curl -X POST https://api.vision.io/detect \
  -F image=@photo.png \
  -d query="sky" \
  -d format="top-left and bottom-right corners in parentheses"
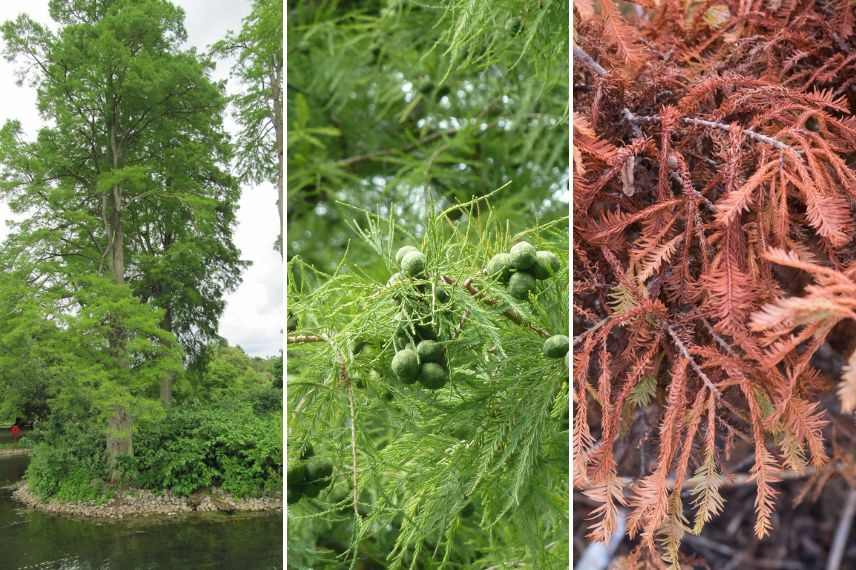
top-left (0, 0), bottom-right (283, 357)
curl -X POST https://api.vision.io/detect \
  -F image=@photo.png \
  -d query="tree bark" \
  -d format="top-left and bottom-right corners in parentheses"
top-left (159, 305), bottom-right (174, 407)
top-left (106, 405), bottom-right (132, 474)
top-left (106, 120), bottom-right (132, 481)
top-left (160, 375), bottom-right (174, 407)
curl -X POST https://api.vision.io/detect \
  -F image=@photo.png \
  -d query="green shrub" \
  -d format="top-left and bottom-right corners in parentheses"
top-left (128, 404), bottom-right (282, 497)
top-left (25, 414), bottom-right (109, 502)
top-left (24, 401), bottom-right (282, 502)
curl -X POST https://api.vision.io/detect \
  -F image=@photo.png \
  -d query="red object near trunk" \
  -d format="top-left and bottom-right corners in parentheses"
top-left (10, 425), bottom-right (22, 440)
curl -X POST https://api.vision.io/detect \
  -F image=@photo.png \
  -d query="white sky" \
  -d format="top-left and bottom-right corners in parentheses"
top-left (0, 0), bottom-right (283, 357)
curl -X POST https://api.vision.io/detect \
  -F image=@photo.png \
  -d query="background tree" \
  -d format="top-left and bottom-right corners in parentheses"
top-left (214, 0), bottom-right (283, 252)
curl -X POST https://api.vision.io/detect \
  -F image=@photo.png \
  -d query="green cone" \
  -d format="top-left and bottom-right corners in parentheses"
top-left (392, 349), bottom-right (419, 383)
top-left (509, 241), bottom-right (536, 270)
top-left (543, 335), bottom-right (570, 358)
top-left (508, 271), bottom-right (536, 299)
top-left (419, 362), bottom-right (448, 389)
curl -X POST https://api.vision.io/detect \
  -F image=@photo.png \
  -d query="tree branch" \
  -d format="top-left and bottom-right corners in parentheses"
top-left (623, 110), bottom-right (798, 153)
top-left (827, 488), bottom-right (856, 570)
top-left (574, 46), bottom-right (799, 155)
top-left (442, 275), bottom-right (551, 338)
top-left (574, 45), bottom-right (608, 77)
top-left (287, 334), bottom-right (325, 344)
top-left (666, 324), bottom-right (723, 399)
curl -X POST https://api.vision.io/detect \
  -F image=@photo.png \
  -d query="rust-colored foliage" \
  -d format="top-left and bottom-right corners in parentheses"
top-left (573, 0), bottom-right (856, 565)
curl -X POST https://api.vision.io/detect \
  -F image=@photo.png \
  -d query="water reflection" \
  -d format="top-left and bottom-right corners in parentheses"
top-left (0, 456), bottom-right (282, 570)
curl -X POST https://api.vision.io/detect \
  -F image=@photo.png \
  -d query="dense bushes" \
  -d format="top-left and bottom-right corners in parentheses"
top-left (26, 415), bottom-right (111, 503)
top-left (127, 405), bottom-right (282, 498)
top-left (25, 402), bottom-right (282, 502)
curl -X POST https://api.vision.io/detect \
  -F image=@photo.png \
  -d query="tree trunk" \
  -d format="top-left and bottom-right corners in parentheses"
top-left (272, 60), bottom-right (284, 256)
top-left (160, 375), bottom-right (174, 407)
top-left (106, 405), bottom-right (132, 473)
top-left (159, 305), bottom-right (174, 407)
top-left (106, 123), bottom-right (132, 481)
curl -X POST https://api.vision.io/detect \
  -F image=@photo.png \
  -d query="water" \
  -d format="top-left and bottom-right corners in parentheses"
top-left (0, 451), bottom-right (283, 569)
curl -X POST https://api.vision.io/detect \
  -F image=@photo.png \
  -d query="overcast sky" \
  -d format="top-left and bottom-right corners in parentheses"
top-left (0, 0), bottom-right (283, 357)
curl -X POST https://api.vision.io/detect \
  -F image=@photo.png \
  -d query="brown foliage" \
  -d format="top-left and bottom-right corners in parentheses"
top-left (573, 0), bottom-right (856, 565)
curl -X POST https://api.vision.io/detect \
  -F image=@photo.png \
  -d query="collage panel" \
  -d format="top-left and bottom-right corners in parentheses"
top-left (286, 1), bottom-right (570, 568)
top-left (573, 2), bottom-right (856, 569)
top-left (0, 1), bottom-right (283, 568)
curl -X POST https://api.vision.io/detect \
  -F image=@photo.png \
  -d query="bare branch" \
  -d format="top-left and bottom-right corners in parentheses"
top-left (574, 45), bottom-right (608, 77)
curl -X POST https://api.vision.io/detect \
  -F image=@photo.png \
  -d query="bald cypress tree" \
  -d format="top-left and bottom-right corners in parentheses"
top-left (0, 0), bottom-right (244, 474)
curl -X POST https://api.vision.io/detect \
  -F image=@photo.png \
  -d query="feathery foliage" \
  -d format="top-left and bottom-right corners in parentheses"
top-left (288, 202), bottom-right (568, 569)
top-left (287, 0), bottom-right (569, 273)
top-left (573, 1), bottom-right (856, 565)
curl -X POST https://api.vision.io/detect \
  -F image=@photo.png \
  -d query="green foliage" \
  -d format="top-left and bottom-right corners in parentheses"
top-left (287, 0), bottom-right (569, 274)
top-left (26, 413), bottom-right (111, 503)
top-left (123, 404), bottom-right (282, 498)
top-left (19, 340), bottom-right (282, 501)
top-left (192, 344), bottom-right (268, 398)
top-left (287, 1), bottom-right (569, 564)
top-left (213, 0), bottom-right (283, 186)
top-left (288, 204), bottom-right (569, 569)
top-left (0, 0), bottom-right (281, 513)
top-left (0, 267), bottom-right (183, 428)
top-left (0, 0), bottom-right (246, 368)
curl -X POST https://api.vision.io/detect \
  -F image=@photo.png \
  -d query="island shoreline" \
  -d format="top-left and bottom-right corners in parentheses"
top-left (11, 481), bottom-right (283, 520)
top-left (0, 448), bottom-right (30, 458)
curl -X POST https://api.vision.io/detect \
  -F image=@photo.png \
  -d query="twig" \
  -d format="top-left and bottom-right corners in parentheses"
top-left (345, 370), bottom-right (361, 520)
top-left (576, 45), bottom-right (798, 156)
top-left (623, 110), bottom-right (798, 153)
top-left (574, 316), bottom-right (609, 347)
top-left (574, 45), bottom-right (608, 77)
top-left (334, 351), bottom-right (362, 569)
top-left (577, 464), bottom-right (829, 496)
top-left (702, 318), bottom-right (741, 358)
top-left (826, 488), bottom-right (856, 570)
top-left (442, 275), bottom-right (551, 338)
top-left (666, 324), bottom-right (722, 399)
top-left (287, 334), bottom-right (326, 344)
top-left (682, 116), bottom-right (793, 151)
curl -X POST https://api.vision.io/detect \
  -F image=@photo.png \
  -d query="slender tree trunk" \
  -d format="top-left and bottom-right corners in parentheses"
top-left (272, 60), bottom-right (283, 256)
top-left (160, 375), bottom-right (174, 407)
top-left (159, 306), bottom-right (174, 407)
top-left (106, 121), bottom-right (132, 481)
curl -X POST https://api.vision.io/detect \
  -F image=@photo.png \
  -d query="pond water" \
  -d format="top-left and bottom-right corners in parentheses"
top-left (0, 450), bottom-right (283, 569)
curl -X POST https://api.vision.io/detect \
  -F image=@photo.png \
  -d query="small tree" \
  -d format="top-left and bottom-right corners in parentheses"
top-left (287, 201), bottom-right (569, 568)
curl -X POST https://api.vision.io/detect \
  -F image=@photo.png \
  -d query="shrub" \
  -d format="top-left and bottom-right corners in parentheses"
top-left (25, 415), bottom-right (110, 502)
top-left (128, 404), bottom-right (282, 497)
